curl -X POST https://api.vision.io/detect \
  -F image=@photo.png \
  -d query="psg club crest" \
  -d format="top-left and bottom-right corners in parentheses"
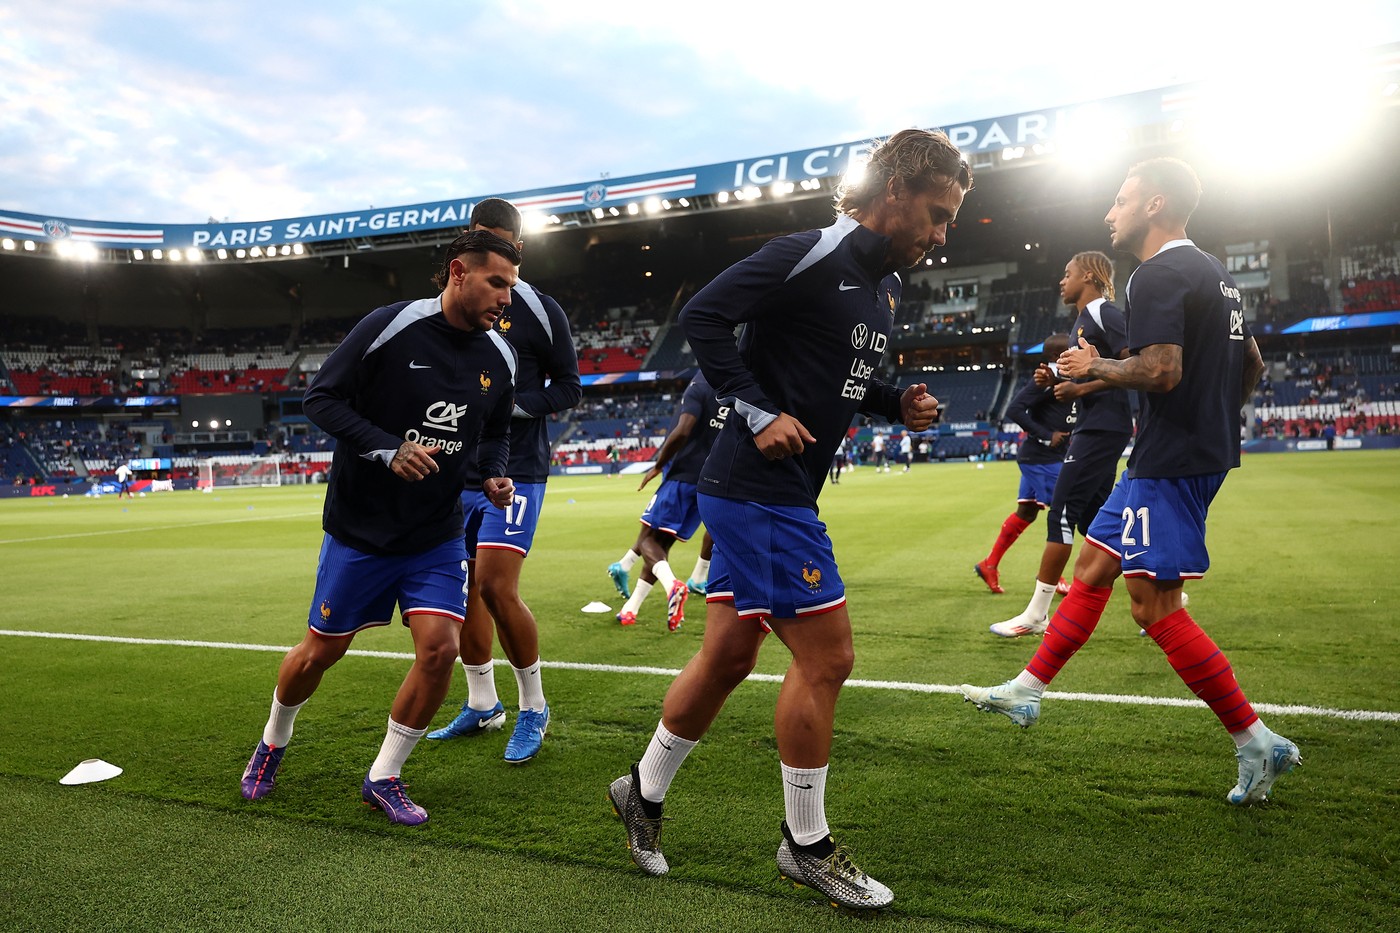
top-left (43, 219), bottom-right (71, 239)
top-left (583, 183), bottom-right (607, 208)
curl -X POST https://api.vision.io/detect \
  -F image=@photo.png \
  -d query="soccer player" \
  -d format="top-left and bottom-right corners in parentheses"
top-left (972, 333), bottom-right (1073, 594)
top-left (114, 462), bottom-right (133, 499)
top-left (871, 430), bottom-right (889, 472)
top-left (898, 429), bottom-right (913, 472)
top-left (960, 158), bottom-right (1300, 805)
top-left (608, 128), bottom-right (968, 909)
top-left (239, 230), bottom-right (521, 825)
top-left (985, 252), bottom-right (1134, 633)
top-left (428, 199), bottom-right (581, 763)
top-left (608, 370), bottom-right (729, 630)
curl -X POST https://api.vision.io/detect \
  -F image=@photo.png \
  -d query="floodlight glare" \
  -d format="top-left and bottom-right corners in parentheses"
top-left (132, 249), bottom-right (144, 260)
top-left (235, 248), bottom-right (247, 258)
top-left (292, 243), bottom-right (304, 255)
top-left (216, 248), bottom-right (228, 259)
top-left (677, 198), bottom-right (690, 207)
top-left (209, 420), bottom-right (219, 429)
top-left (716, 191), bottom-right (729, 204)
top-left (644, 197), bottom-right (661, 214)
top-left (521, 211), bottom-right (548, 234)
top-left (592, 208), bottom-right (605, 219)
top-left (1, 238), bottom-right (13, 250)
top-left (249, 246), bottom-right (263, 257)
top-left (626, 202), bottom-right (640, 215)
top-left (23, 240), bottom-right (35, 251)
top-left (168, 249), bottom-right (183, 261)
top-left (151, 248), bottom-right (163, 259)
top-left (187, 249), bottom-right (202, 262)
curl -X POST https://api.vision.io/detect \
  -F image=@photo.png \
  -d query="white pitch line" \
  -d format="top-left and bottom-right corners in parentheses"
top-left (4, 628), bottom-right (1398, 723)
top-left (0, 511), bottom-right (323, 545)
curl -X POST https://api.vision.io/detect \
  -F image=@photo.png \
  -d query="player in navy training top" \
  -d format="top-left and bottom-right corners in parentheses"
top-left (429, 200), bottom-right (582, 765)
top-left (240, 231), bottom-right (521, 825)
top-left (986, 251), bottom-right (1134, 635)
top-left (961, 158), bottom-right (1300, 806)
top-left (609, 129), bottom-right (969, 908)
top-left (972, 333), bottom-right (1073, 593)
top-left (607, 370), bottom-right (729, 630)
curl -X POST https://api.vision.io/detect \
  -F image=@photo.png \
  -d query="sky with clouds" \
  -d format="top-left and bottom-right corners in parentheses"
top-left (3, 0), bottom-right (1398, 225)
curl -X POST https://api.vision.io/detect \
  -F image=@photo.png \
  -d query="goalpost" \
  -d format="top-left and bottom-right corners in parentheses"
top-left (196, 455), bottom-right (299, 489)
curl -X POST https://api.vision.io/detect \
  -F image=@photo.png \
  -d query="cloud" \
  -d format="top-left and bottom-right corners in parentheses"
top-left (2, 0), bottom-right (1398, 223)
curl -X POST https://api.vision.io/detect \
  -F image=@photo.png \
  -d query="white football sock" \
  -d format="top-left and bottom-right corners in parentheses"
top-left (261, 689), bottom-right (306, 748)
top-left (463, 658), bottom-right (499, 710)
top-left (1014, 670), bottom-right (1049, 692)
top-left (781, 762), bottom-right (830, 845)
top-left (637, 721), bottom-right (697, 803)
top-left (619, 549), bottom-right (640, 573)
top-left (1027, 579), bottom-right (1057, 620)
top-left (690, 556), bottom-right (710, 584)
top-left (512, 659), bottom-right (546, 712)
top-left (653, 559), bottom-right (678, 591)
top-left (368, 718), bottom-right (427, 781)
top-left (622, 579), bottom-right (653, 616)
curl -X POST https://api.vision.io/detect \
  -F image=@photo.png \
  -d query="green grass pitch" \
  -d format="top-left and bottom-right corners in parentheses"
top-left (2, 450), bottom-right (1397, 932)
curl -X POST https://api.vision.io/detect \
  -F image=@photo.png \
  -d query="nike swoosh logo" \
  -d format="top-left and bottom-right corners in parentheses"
top-left (785, 781), bottom-right (814, 789)
top-left (1124, 550), bottom-right (1147, 560)
top-left (658, 741), bottom-right (674, 751)
top-left (837, 281), bottom-right (860, 291)
top-left (503, 529), bottom-right (525, 536)
top-left (409, 361), bottom-right (431, 369)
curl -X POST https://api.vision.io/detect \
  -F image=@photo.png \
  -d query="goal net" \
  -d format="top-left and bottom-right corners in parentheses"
top-left (196, 455), bottom-right (298, 489)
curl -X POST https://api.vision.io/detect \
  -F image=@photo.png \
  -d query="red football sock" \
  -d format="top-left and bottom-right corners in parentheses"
top-left (1145, 608), bottom-right (1258, 733)
top-left (986, 513), bottom-right (1032, 566)
top-left (1024, 579), bottom-right (1113, 685)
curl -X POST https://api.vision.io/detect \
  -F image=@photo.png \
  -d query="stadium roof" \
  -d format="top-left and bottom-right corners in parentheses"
top-left (6, 43), bottom-right (1398, 264)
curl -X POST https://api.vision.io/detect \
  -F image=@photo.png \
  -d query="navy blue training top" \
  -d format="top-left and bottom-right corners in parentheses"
top-left (305, 297), bottom-right (516, 555)
top-left (663, 371), bottom-right (730, 485)
top-left (682, 214), bottom-right (907, 512)
top-left (1069, 298), bottom-right (1134, 436)
top-left (464, 279), bottom-right (580, 485)
top-left (1123, 240), bottom-right (1252, 478)
top-left (1006, 378), bottom-right (1073, 466)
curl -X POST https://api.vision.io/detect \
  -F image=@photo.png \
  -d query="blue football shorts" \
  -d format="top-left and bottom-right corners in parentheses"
top-left (307, 534), bottom-right (468, 636)
top-left (639, 479), bottom-right (703, 542)
top-left (462, 481), bottom-right (547, 558)
top-left (1017, 462), bottom-right (1062, 508)
top-left (1085, 470), bottom-right (1228, 580)
top-left (699, 493), bottom-right (846, 623)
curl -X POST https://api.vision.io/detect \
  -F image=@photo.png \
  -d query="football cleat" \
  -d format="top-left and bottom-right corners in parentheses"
top-left (362, 774), bottom-right (428, 826)
top-left (973, 560), bottom-right (1004, 594)
top-left (426, 700), bottom-right (506, 740)
top-left (608, 562), bottom-right (631, 599)
top-left (504, 705), bottom-right (550, 764)
top-left (1055, 577), bottom-right (1071, 596)
top-left (989, 611), bottom-right (1048, 638)
top-left (240, 741), bottom-right (285, 800)
top-left (608, 764), bottom-right (669, 876)
top-left (776, 822), bottom-right (893, 910)
top-left (1228, 728), bottom-right (1301, 805)
top-left (959, 679), bottom-right (1042, 728)
top-left (686, 577), bottom-right (708, 596)
top-left (617, 610), bottom-right (637, 626)
top-left (666, 579), bottom-right (688, 632)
